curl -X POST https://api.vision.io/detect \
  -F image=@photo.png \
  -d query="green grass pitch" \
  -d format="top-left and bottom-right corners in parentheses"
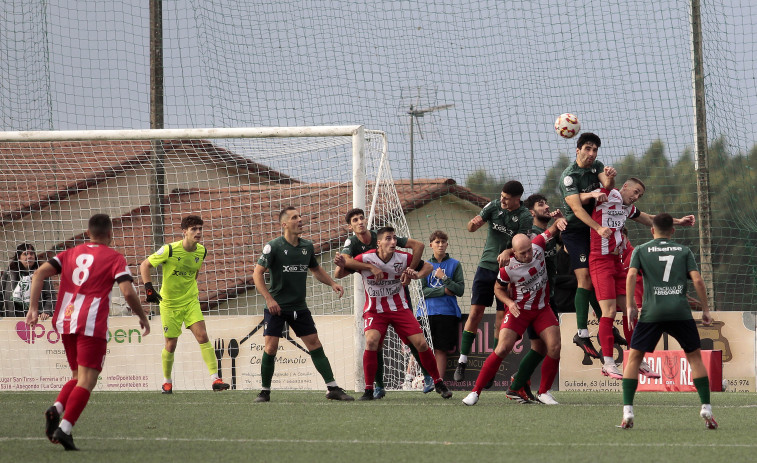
top-left (1, 390), bottom-right (755, 462)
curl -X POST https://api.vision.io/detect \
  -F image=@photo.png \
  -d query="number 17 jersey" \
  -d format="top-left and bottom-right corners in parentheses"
top-left (50, 243), bottom-right (134, 339)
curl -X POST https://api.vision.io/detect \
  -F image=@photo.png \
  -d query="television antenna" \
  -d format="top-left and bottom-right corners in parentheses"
top-left (408, 102), bottom-right (453, 190)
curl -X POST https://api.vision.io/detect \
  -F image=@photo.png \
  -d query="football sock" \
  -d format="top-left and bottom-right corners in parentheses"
top-left (417, 348), bottom-right (441, 381)
top-left (199, 341), bottom-right (217, 375)
top-left (363, 349), bottom-right (378, 389)
top-left (575, 288), bottom-right (591, 331)
top-left (622, 378), bottom-right (638, 405)
top-left (693, 376), bottom-right (711, 404)
top-left (459, 330), bottom-right (476, 357)
top-left (407, 343), bottom-right (429, 376)
top-left (60, 419), bottom-right (73, 434)
top-left (309, 347), bottom-right (336, 384)
top-left (538, 355), bottom-right (559, 394)
top-left (62, 386), bottom-right (91, 427)
top-left (55, 379), bottom-right (77, 414)
top-left (588, 291), bottom-right (602, 320)
top-left (511, 350), bottom-right (545, 390)
top-left (474, 352), bottom-right (503, 394)
top-left (261, 352), bottom-right (275, 389)
top-left (458, 354), bottom-right (468, 364)
top-left (374, 349), bottom-right (385, 388)
top-left (622, 315), bottom-right (634, 346)
top-left (599, 317), bottom-right (615, 361)
top-left (161, 349), bottom-right (174, 380)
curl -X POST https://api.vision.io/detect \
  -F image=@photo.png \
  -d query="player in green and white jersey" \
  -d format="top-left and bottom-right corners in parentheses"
top-left (619, 213), bottom-right (717, 430)
top-left (139, 215), bottom-right (230, 393)
top-left (252, 207), bottom-right (354, 402)
top-left (558, 132), bottom-right (616, 358)
top-left (333, 207), bottom-right (431, 397)
top-left (454, 180), bottom-right (533, 382)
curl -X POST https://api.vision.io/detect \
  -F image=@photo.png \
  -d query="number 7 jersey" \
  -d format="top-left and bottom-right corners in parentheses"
top-left (50, 243), bottom-right (134, 339)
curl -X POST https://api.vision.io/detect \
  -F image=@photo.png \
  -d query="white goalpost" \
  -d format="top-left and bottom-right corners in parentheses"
top-left (0, 125), bottom-right (429, 392)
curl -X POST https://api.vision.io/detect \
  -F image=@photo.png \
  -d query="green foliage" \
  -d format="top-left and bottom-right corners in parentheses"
top-left (1, 391), bottom-right (754, 462)
top-left (537, 138), bottom-right (757, 310)
top-left (464, 169), bottom-right (507, 201)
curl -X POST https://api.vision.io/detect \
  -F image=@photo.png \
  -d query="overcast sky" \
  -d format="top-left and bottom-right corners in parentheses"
top-left (2, 0), bottom-right (756, 193)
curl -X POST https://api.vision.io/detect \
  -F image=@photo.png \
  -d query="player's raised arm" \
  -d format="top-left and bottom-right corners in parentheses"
top-left (467, 214), bottom-right (485, 232)
top-left (25, 262), bottom-right (58, 327)
top-left (403, 237), bottom-right (425, 272)
top-left (565, 193), bottom-right (611, 238)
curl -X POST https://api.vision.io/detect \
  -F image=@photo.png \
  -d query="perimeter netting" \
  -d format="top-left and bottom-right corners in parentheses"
top-left (0, 127), bottom-right (428, 391)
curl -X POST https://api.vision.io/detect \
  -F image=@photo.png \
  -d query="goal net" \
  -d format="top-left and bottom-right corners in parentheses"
top-left (0, 126), bottom-right (429, 392)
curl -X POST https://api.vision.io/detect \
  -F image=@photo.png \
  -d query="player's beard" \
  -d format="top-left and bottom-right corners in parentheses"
top-left (536, 213), bottom-right (551, 222)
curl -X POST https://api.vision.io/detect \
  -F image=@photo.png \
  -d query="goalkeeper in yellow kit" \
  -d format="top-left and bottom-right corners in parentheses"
top-left (139, 215), bottom-right (229, 393)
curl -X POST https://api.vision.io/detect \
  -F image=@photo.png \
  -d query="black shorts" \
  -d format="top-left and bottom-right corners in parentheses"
top-left (470, 266), bottom-right (505, 311)
top-left (427, 315), bottom-right (460, 352)
top-left (560, 227), bottom-right (590, 271)
top-left (630, 319), bottom-right (701, 353)
top-left (263, 309), bottom-right (318, 338)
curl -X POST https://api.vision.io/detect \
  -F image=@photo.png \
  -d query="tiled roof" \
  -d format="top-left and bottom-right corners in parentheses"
top-left (40, 179), bottom-right (488, 310)
top-left (0, 139), bottom-right (295, 225)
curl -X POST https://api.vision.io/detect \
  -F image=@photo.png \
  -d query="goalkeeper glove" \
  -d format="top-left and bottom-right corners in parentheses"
top-left (144, 282), bottom-right (162, 303)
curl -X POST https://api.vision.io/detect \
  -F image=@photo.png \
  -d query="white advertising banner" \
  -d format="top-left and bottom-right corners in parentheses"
top-left (0, 315), bottom-right (356, 392)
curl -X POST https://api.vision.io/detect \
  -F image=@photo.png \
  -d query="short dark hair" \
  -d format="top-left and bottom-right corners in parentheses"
top-left (653, 213), bottom-right (674, 232)
top-left (524, 193), bottom-right (547, 211)
top-left (429, 230), bottom-right (448, 242)
top-left (278, 207), bottom-right (296, 223)
top-left (88, 213), bottom-right (113, 239)
top-left (501, 180), bottom-right (524, 197)
top-left (625, 177), bottom-right (646, 191)
top-left (577, 132), bottom-right (601, 149)
top-left (345, 208), bottom-right (365, 224)
top-left (376, 226), bottom-right (395, 240)
top-left (181, 215), bottom-right (204, 230)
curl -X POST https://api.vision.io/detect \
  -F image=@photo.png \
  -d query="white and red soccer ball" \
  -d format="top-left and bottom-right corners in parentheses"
top-left (554, 113), bottom-right (581, 139)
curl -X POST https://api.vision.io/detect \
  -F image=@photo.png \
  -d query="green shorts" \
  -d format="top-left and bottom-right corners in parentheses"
top-left (160, 299), bottom-right (204, 338)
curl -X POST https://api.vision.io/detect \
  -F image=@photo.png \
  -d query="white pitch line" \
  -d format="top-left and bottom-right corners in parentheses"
top-left (1, 436), bottom-right (756, 448)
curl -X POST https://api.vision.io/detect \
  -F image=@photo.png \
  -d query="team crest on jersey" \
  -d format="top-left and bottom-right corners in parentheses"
top-left (497, 210), bottom-right (503, 216)
top-left (263, 244), bottom-right (271, 254)
top-left (177, 257), bottom-right (181, 261)
top-left (195, 257), bottom-right (199, 263)
top-left (579, 253), bottom-right (587, 263)
top-left (591, 168), bottom-right (597, 174)
top-left (512, 216), bottom-right (519, 222)
top-left (64, 303), bottom-right (74, 317)
top-left (302, 249), bottom-right (307, 255)
top-left (563, 176), bottom-right (574, 187)
top-left (393, 262), bottom-right (404, 273)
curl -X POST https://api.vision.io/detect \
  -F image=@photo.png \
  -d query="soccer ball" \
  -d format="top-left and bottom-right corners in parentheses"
top-left (554, 113), bottom-right (581, 139)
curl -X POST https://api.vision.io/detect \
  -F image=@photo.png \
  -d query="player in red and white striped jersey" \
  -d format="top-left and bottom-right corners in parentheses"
top-left (25, 214), bottom-right (150, 450)
top-left (588, 178), bottom-right (694, 379)
top-left (347, 226), bottom-right (453, 400)
top-left (462, 215), bottom-right (565, 406)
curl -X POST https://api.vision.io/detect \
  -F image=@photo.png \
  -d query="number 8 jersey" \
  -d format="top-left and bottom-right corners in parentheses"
top-left (50, 243), bottom-right (134, 339)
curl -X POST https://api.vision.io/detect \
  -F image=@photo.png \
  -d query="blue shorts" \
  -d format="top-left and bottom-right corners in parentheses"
top-left (560, 227), bottom-right (590, 271)
top-left (263, 309), bottom-right (318, 338)
top-left (470, 266), bottom-right (505, 311)
top-left (630, 319), bottom-right (701, 353)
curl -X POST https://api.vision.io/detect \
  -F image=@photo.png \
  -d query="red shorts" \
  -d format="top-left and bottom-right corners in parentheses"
top-left (501, 306), bottom-right (558, 336)
top-left (364, 309), bottom-right (423, 340)
top-left (61, 333), bottom-right (108, 372)
top-left (589, 253), bottom-right (626, 301)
